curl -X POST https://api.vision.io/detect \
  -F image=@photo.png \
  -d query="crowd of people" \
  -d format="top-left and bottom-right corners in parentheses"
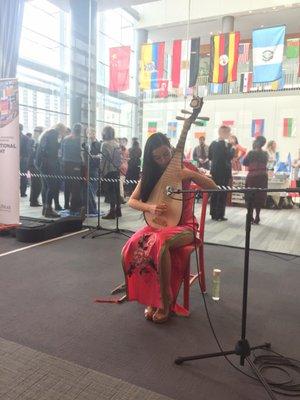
top-left (19, 123), bottom-right (142, 219)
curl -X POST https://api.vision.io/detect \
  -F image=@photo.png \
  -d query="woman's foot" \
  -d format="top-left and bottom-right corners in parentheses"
top-left (144, 306), bottom-right (157, 321)
top-left (152, 307), bottom-right (170, 324)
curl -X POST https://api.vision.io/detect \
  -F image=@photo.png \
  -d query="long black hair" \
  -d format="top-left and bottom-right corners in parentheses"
top-left (140, 132), bottom-right (171, 202)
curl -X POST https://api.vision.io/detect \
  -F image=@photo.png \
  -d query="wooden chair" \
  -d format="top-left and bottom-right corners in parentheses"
top-left (173, 190), bottom-right (208, 316)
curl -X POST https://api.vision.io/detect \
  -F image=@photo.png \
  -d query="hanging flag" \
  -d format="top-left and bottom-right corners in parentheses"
top-left (252, 25), bottom-right (285, 83)
top-left (209, 31), bottom-right (240, 83)
top-left (251, 119), bottom-right (265, 138)
top-left (270, 75), bottom-right (285, 90)
top-left (189, 37), bottom-right (200, 87)
top-left (158, 79), bottom-right (168, 98)
top-left (238, 43), bottom-right (250, 64)
top-left (285, 38), bottom-right (300, 59)
top-left (171, 40), bottom-right (182, 88)
top-left (109, 46), bottom-right (131, 92)
top-left (210, 83), bottom-right (223, 94)
top-left (240, 72), bottom-right (253, 92)
top-left (171, 39), bottom-right (191, 89)
top-left (167, 121), bottom-right (177, 139)
top-left (283, 118), bottom-right (294, 137)
top-left (147, 121), bottom-right (157, 136)
top-left (140, 42), bottom-right (165, 90)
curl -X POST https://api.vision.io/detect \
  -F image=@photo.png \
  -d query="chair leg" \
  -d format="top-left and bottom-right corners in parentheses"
top-left (199, 247), bottom-right (206, 293)
top-left (183, 265), bottom-right (190, 311)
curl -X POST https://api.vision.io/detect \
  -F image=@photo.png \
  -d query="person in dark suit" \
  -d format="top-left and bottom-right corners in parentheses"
top-left (208, 125), bottom-right (235, 221)
top-left (19, 124), bottom-right (31, 197)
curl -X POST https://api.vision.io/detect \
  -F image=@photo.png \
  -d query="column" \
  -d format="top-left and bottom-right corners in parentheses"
top-left (134, 29), bottom-right (148, 143)
top-left (70, 0), bottom-right (97, 129)
top-left (222, 16), bottom-right (234, 33)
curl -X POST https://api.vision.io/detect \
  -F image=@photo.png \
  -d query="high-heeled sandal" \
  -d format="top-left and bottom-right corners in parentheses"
top-left (152, 307), bottom-right (170, 324)
top-left (144, 306), bottom-right (157, 321)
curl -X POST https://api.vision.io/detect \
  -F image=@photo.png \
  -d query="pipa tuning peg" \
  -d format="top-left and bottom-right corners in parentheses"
top-left (176, 116), bottom-right (186, 121)
top-left (181, 109), bottom-right (192, 115)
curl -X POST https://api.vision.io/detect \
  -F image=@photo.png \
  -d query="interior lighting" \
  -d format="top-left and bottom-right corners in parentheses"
top-left (248, 10), bottom-right (252, 13)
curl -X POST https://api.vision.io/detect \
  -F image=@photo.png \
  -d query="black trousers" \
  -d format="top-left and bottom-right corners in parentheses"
top-left (20, 158), bottom-right (28, 196)
top-left (40, 164), bottom-right (60, 208)
top-left (29, 166), bottom-right (42, 204)
top-left (210, 175), bottom-right (230, 219)
top-left (104, 171), bottom-right (120, 210)
top-left (63, 162), bottom-right (83, 212)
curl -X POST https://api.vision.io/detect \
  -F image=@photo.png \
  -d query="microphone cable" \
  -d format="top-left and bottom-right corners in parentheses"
top-left (189, 195), bottom-right (300, 397)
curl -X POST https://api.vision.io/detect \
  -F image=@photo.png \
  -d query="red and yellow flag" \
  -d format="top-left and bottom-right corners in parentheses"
top-left (209, 32), bottom-right (240, 83)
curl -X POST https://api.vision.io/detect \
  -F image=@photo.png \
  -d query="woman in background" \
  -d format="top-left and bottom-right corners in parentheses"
top-left (266, 140), bottom-right (278, 171)
top-left (126, 138), bottom-right (142, 195)
top-left (229, 135), bottom-right (247, 171)
top-left (243, 136), bottom-right (268, 224)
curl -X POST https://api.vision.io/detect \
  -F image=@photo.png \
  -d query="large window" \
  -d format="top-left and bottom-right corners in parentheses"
top-left (96, 8), bottom-right (137, 140)
top-left (18, 0), bottom-right (70, 133)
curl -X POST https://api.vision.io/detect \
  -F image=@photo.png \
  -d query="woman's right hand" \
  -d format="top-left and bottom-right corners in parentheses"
top-left (148, 203), bottom-right (167, 215)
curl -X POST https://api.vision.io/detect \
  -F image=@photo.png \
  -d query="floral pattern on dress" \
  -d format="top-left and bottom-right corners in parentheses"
top-left (126, 233), bottom-right (157, 277)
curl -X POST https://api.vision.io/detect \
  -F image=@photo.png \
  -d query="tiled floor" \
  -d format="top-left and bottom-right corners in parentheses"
top-left (20, 195), bottom-right (300, 256)
top-left (0, 337), bottom-right (173, 400)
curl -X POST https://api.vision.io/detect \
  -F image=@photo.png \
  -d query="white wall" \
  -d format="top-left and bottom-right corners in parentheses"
top-left (142, 93), bottom-right (300, 161)
top-left (135, 0), bottom-right (297, 29)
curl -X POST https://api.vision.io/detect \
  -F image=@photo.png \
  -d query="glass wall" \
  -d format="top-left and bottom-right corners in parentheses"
top-left (16, 0), bottom-right (299, 241)
top-left (18, 0), bottom-right (70, 132)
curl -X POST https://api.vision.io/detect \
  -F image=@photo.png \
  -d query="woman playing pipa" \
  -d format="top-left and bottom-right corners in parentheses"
top-left (121, 98), bottom-right (217, 323)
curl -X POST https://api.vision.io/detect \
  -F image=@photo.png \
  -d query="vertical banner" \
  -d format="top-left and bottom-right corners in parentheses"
top-left (109, 46), bottom-right (131, 92)
top-left (283, 118), bottom-right (295, 137)
top-left (0, 79), bottom-right (19, 226)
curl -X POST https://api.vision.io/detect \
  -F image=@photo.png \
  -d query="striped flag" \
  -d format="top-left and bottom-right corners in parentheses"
top-left (238, 43), bottom-right (250, 63)
top-left (285, 38), bottom-right (300, 59)
top-left (251, 119), bottom-right (265, 138)
top-left (283, 118), bottom-right (294, 137)
top-left (240, 72), bottom-right (253, 92)
top-left (171, 40), bottom-right (182, 88)
top-left (189, 37), bottom-right (200, 87)
top-left (140, 42), bottom-right (165, 90)
top-left (252, 25), bottom-right (285, 83)
top-left (171, 38), bottom-right (200, 88)
top-left (209, 31), bottom-right (240, 83)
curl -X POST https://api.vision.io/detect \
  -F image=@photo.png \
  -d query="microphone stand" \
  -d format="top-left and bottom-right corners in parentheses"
top-left (171, 186), bottom-right (300, 400)
top-left (81, 143), bottom-right (113, 239)
top-left (82, 143), bottom-right (132, 239)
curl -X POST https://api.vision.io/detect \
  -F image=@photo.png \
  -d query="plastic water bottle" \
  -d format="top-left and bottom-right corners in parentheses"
top-left (212, 268), bottom-right (221, 301)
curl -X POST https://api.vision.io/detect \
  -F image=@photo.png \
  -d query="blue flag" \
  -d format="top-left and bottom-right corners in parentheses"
top-left (252, 26), bottom-right (285, 83)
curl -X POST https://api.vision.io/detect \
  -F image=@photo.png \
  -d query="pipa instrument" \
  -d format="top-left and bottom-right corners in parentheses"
top-left (144, 96), bottom-right (205, 228)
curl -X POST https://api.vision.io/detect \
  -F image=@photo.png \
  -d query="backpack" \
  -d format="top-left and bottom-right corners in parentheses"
top-left (111, 147), bottom-right (122, 169)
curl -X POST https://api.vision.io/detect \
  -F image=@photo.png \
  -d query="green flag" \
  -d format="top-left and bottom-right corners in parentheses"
top-left (285, 38), bottom-right (300, 59)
